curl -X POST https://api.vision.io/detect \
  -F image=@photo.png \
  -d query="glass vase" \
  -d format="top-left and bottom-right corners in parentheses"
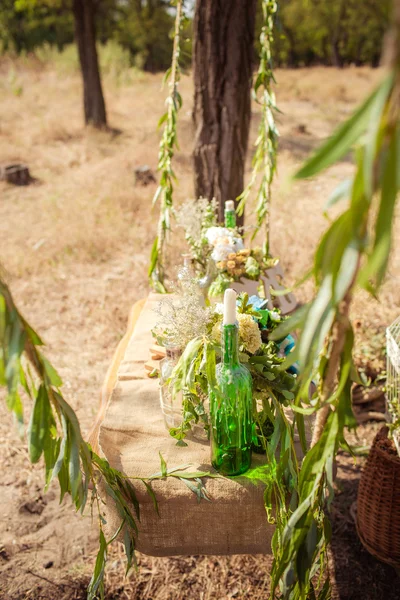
top-left (159, 345), bottom-right (183, 431)
top-left (198, 258), bottom-right (218, 302)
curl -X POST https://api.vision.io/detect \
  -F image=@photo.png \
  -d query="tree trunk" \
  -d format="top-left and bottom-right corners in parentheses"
top-left (72, 0), bottom-right (107, 128)
top-left (193, 0), bottom-right (256, 223)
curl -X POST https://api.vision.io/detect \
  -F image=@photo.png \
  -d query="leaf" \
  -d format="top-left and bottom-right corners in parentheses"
top-left (176, 439), bottom-right (188, 447)
top-left (68, 422), bottom-right (82, 502)
top-left (27, 384), bottom-right (54, 463)
top-left (20, 316), bottom-right (44, 346)
top-left (57, 459), bottom-right (70, 504)
top-left (170, 470), bottom-right (219, 479)
top-left (295, 80), bottom-right (387, 180)
top-left (148, 237), bottom-right (159, 277)
top-left (43, 437), bottom-right (60, 491)
top-left (205, 342), bottom-right (217, 389)
top-left (363, 73), bottom-right (394, 198)
top-left (296, 518), bottom-right (318, 587)
top-left (157, 112), bottom-right (168, 129)
top-left (142, 481), bottom-right (159, 516)
top-left (5, 318), bottom-right (26, 403)
top-left (41, 354), bottom-right (63, 388)
top-left (124, 480), bottom-right (140, 521)
top-left (162, 66), bottom-right (172, 86)
top-left (324, 178), bottom-right (352, 214)
top-left (159, 451), bottom-right (167, 476)
top-left (297, 276), bottom-right (335, 368)
top-left (370, 126), bottom-right (398, 288)
top-left (108, 519), bottom-right (126, 545)
top-left (52, 412), bottom-right (68, 484)
top-left (179, 477), bottom-right (211, 502)
top-left (269, 303), bottom-right (310, 341)
top-left (124, 527), bottom-right (136, 575)
top-left (87, 529), bottom-right (107, 600)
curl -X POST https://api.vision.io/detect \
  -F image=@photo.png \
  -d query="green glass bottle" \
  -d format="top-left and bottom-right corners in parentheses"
top-left (210, 289), bottom-right (253, 476)
top-left (224, 200), bottom-right (236, 229)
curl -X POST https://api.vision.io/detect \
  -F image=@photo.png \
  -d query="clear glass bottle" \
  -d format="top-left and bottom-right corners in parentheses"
top-left (178, 254), bottom-right (195, 281)
top-left (198, 258), bottom-right (217, 302)
top-left (224, 200), bottom-right (237, 229)
top-left (209, 291), bottom-right (253, 475)
top-left (159, 345), bottom-right (183, 430)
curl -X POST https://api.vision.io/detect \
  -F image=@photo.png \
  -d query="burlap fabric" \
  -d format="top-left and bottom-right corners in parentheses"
top-left (99, 294), bottom-right (308, 557)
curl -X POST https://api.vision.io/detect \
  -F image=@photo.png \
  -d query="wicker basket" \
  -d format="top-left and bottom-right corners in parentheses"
top-left (357, 426), bottom-right (400, 568)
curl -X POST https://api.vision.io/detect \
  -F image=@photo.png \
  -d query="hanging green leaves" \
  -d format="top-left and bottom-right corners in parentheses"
top-left (0, 275), bottom-right (217, 598)
top-left (267, 9), bottom-right (400, 597)
top-left (237, 0), bottom-right (279, 255)
top-left (149, 0), bottom-right (186, 292)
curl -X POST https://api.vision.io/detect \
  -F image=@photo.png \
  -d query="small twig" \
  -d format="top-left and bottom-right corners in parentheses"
top-left (25, 569), bottom-right (63, 589)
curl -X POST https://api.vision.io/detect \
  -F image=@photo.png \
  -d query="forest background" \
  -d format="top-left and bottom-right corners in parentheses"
top-left (0, 0), bottom-right (391, 71)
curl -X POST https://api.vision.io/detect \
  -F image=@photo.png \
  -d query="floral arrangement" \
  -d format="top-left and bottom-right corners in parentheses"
top-left (152, 266), bottom-right (212, 350)
top-left (154, 291), bottom-right (297, 449)
top-left (175, 197), bottom-right (218, 271)
top-left (176, 198), bottom-right (276, 298)
top-left (209, 246), bottom-right (276, 298)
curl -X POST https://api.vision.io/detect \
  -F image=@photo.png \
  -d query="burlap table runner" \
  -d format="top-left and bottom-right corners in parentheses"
top-left (99, 294), bottom-right (305, 557)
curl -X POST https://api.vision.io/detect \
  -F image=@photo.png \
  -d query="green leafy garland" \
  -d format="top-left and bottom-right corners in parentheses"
top-left (267, 13), bottom-right (400, 597)
top-left (237, 0), bottom-right (279, 255)
top-left (149, 0), bottom-right (185, 293)
top-left (150, 0), bottom-right (279, 287)
top-left (0, 275), bottom-right (216, 598)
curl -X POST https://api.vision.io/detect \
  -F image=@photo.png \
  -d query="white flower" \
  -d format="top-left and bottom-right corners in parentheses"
top-left (214, 303), bottom-right (224, 315)
top-left (206, 227), bottom-right (231, 245)
top-left (233, 237), bottom-right (244, 251)
top-left (211, 243), bottom-right (236, 262)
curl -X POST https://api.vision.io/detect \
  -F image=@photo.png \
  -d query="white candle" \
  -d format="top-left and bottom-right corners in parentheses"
top-left (223, 289), bottom-right (237, 325)
top-left (225, 200), bottom-right (235, 211)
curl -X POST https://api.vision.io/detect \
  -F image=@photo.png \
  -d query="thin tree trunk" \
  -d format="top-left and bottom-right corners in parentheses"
top-left (192, 0), bottom-right (257, 223)
top-left (72, 0), bottom-right (107, 128)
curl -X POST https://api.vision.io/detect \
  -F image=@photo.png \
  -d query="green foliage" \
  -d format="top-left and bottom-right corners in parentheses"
top-left (0, 0), bottom-right (73, 53)
top-left (0, 0), bottom-right (390, 69)
top-left (0, 276), bottom-right (217, 598)
top-left (238, 0), bottom-right (279, 256)
top-left (269, 0), bottom-right (390, 67)
top-left (149, 0), bottom-right (186, 291)
top-left (115, 0), bottom-right (192, 72)
top-left (267, 36), bottom-right (400, 597)
top-left (0, 0), bottom-right (189, 73)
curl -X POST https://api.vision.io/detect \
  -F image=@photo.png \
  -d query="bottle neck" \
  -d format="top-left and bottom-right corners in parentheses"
top-left (224, 210), bottom-right (236, 229)
top-left (182, 254), bottom-right (192, 268)
top-left (222, 323), bottom-right (240, 367)
top-left (166, 346), bottom-right (182, 361)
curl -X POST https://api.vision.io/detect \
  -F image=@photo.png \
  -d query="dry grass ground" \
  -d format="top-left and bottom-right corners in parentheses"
top-left (0, 56), bottom-right (399, 599)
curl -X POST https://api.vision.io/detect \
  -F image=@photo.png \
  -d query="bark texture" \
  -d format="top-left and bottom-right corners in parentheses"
top-left (193, 0), bottom-right (256, 222)
top-left (72, 0), bottom-right (107, 128)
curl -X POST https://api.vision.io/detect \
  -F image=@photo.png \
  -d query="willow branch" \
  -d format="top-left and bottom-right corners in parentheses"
top-left (311, 294), bottom-right (352, 447)
top-left (154, 0), bottom-right (183, 285)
